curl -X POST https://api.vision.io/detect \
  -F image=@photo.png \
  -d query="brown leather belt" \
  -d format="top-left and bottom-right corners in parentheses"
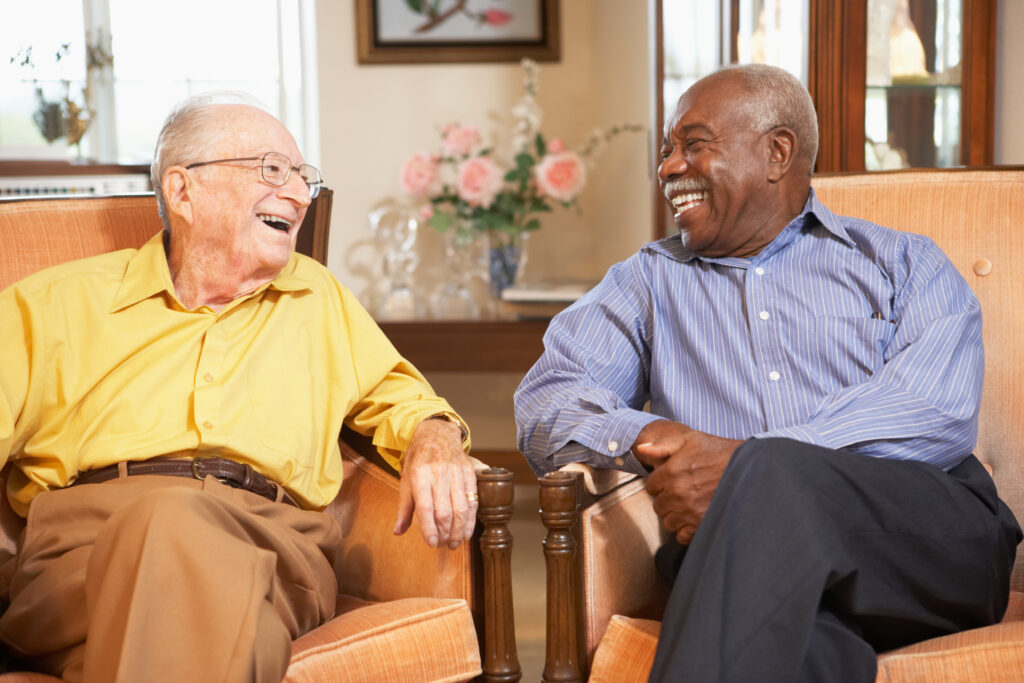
top-left (71, 457), bottom-right (300, 507)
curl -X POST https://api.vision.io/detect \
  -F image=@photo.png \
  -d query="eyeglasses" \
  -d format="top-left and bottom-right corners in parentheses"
top-left (185, 152), bottom-right (323, 198)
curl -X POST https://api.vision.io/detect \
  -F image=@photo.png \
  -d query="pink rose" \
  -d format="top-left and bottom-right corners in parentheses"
top-left (547, 138), bottom-right (566, 154)
top-left (457, 156), bottom-right (505, 208)
top-left (399, 152), bottom-right (440, 199)
top-left (442, 124), bottom-right (482, 157)
top-left (484, 9), bottom-right (512, 26)
top-left (420, 204), bottom-right (434, 220)
top-left (533, 151), bottom-right (586, 202)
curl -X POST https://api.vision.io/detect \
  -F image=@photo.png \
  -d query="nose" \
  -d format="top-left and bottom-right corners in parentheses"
top-left (658, 147), bottom-right (687, 184)
top-left (278, 171), bottom-right (312, 208)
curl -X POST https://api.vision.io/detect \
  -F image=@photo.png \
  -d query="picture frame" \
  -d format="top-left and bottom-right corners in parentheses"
top-left (355, 0), bottom-right (560, 64)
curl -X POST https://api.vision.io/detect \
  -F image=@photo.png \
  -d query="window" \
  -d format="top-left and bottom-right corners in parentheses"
top-left (0, 0), bottom-right (319, 165)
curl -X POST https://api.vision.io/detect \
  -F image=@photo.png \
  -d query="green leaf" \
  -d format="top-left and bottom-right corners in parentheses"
top-left (524, 218), bottom-right (542, 231)
top-left (428, 213), bottom-right (453, 232)
top-left (504, 169), bottom-right (524, 183)
top-left (535, 133), bottom-right (546, 158)
top-left (515, 153), bottom-right (535, 170)
top-left (529, 200), bottom-right (553, 212)
top-left (404, 0), bottom-right (424, 14)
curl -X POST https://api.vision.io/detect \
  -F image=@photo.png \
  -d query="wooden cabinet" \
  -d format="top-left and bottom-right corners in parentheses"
top-left (807, 0), bottom-right (996, 172)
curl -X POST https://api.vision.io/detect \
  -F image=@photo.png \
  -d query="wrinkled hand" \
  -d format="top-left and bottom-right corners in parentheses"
top-left (634, 420), bottom-right (743, 545)
top-left (395, 417), bottom-right (477, 549)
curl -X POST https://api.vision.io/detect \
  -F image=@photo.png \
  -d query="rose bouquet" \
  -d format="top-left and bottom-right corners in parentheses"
top-left (399, 58), bottom-right (642, 295)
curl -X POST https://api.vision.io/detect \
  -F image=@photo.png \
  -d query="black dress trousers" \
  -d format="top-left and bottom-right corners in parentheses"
top-left (647, 438), bottom-right (1022, 683)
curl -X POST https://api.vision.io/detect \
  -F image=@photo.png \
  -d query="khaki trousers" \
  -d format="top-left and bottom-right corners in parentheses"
top-left (0, 475), bottom-right (342, 683)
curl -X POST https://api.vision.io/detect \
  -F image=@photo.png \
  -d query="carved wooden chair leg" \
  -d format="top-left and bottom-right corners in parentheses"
top-left (477, 467), bottom-right (522, 683)
top-left (539, 471), bottom-right (584, 683)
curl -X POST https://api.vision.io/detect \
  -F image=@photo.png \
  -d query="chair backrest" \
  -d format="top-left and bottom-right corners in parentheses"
top-left (0, 189), bottom-right (333, 291)
top-left (811, 168), bottom-right (1024, 589)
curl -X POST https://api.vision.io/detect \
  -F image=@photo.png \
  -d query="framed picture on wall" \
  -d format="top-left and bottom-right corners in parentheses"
top-left (355, 0), bottom-right (560, 64)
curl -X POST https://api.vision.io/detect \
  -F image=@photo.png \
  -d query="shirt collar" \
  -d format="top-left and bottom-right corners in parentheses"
top-left (646, 186), bottom-right (856, 265)
top-left (111, 233), bottom-right (314, 313)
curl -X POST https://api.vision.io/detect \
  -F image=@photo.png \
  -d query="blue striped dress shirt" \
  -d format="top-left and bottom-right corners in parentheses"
top-left (514, 188), bottom-right (982, 476)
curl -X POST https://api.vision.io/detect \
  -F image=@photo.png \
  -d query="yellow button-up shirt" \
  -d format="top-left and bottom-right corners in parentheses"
top-left (0, 233), bottom-right (469, 515)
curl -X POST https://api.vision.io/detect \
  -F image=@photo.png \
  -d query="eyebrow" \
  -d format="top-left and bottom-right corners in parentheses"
top-left (663, 123), bottom-right (713, 144)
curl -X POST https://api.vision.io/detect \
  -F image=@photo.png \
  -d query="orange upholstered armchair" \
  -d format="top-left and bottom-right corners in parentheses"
top-left (537, 168), bottom-right (1024, 682)
top-left (0, 192), bottom-right (521, 683)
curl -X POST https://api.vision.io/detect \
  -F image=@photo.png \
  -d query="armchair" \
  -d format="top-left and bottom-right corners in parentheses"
top-left (537, 168), bottom-right (1024, 682)
top-left (0, 192), bottom-right (521, 682)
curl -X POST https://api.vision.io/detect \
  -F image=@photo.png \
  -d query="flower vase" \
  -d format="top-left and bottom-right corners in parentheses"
top-left (430, 229), bottom-right (483, 319)
top-left (488, 231), bottom-right (528, 301)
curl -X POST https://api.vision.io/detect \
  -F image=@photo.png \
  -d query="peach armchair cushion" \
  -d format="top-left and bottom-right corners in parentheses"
top-left (286, 596), bottom-right (480, 682)
top-left (590, 594), bottom-right (1024, 683)
top-left (0, 195), bottom-right (161, 291)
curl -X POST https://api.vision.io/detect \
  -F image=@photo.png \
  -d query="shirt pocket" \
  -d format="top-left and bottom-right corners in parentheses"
top-left (811, 316), bottom-right (895, 386)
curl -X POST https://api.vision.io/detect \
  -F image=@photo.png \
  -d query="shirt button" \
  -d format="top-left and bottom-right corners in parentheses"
top-left (608, 440), bottom-right (619, 451)
top-left (202, 421), bottom-right (213, 429)
top-left (768, 371), bottom-right (781, 382)
top-left (614, 457), bottom-right (625, 467)
top-left (203, 372), bottom-right (214, 382)
top-left (754, 267), bottom-right (765, 276)
top-left (758, 310), bottom-right (770, 321)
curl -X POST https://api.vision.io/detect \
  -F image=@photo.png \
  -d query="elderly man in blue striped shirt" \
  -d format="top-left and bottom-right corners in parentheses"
top-left (514, 63), bottom-right (1021, 682)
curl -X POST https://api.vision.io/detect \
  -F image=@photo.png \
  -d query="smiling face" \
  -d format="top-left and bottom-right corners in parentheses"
top-left (162, 104), bottom-right (312, 304)
top-left (658, 70), bottom-right (801, 258)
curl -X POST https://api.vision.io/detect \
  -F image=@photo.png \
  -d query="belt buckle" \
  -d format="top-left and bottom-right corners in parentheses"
top-left (190, 458), bottom-right (206, 481)
top-left (191, 457), bottom-right (240, 489)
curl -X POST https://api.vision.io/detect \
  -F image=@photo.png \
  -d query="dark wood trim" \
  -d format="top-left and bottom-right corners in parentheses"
top-left (729, 0), bottom-right (740, 64)
top-left (0, 160), bottom-right (151, 178)
top-left (355, 0), bottom-right (560, 65)
top-left (808, 0), bottom-right (867, 173)
top-left (651, 0), bottom-right (667, 240)
top-left (961, 0), bottom-right (997, 166)
top-left (476, 467), bottom-right (523, 683)
top-left (539, 471), bottom-right (584, 683)
top-left (378, 320), bottom-right (549, 373)
top-left (295, 188), bottom-right (332, 266)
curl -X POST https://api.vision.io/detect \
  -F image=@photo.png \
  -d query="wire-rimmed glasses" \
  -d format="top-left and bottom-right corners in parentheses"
top-left (185, 152), bottom-right (323, 198)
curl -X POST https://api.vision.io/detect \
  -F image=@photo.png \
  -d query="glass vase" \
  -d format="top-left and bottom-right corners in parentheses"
top-left (430, 229), bottom-right (484, 319)
top-left (487, 231), bottom-right (528, 301)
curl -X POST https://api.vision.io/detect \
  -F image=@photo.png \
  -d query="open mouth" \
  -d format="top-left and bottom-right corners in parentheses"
top-left (258, 214), bottom-right (293, 232)
top-left (670, 191), bottom-right (707, 216)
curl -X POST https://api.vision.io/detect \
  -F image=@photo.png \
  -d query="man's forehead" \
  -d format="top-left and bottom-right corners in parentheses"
top-left (206, 105), bottom-right (301, 159)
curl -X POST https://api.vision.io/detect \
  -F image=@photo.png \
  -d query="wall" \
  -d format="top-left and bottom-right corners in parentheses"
top-left (315, 1), bottom-right (653, 450)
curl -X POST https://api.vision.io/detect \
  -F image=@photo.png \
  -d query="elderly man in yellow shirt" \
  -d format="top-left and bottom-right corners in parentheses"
top-left (0, 96), bottom-right (478, 682)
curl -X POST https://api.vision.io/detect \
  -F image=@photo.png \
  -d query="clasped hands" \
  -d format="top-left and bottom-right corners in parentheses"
top-left (394, 417), bottom-right (478, 550)
top-left (633, 420), bottom-right (743, 545)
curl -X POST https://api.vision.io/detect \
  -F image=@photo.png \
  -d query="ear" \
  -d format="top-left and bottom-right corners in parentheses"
top-left (765, 126), bottom-right (797, 183)
top-left (162, 167), bottom-right (195, 226)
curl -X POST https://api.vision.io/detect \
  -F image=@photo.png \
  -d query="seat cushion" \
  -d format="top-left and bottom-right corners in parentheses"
top-left (588, 615), bottom-right (659, 683)
top-left (0, 596), bottom-right (480, 683)
top-left (589, 591), bottom-right (1024, 683)
top-left (285, 595), bottom-right (481, 683)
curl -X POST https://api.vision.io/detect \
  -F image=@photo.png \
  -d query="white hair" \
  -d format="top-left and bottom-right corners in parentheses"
top-left (718, 63), bottom-right (819, 169)
top-left (150, 91), bottom-right (269, 229)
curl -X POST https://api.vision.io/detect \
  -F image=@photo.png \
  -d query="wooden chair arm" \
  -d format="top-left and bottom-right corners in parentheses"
top-left (332, 427), bottom-right (521, 682)
top-left (539, 465), bottom-right (668, 683)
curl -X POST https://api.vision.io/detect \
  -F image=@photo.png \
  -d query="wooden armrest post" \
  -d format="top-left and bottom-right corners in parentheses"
top-left (477, 467), bottom-right (522, 683)
top-left (539, 471), bottom-right (584, 683)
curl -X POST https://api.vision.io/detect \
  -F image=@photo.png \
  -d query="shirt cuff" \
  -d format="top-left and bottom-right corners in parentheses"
top-left (575, 408), bottom-right (664, 474)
